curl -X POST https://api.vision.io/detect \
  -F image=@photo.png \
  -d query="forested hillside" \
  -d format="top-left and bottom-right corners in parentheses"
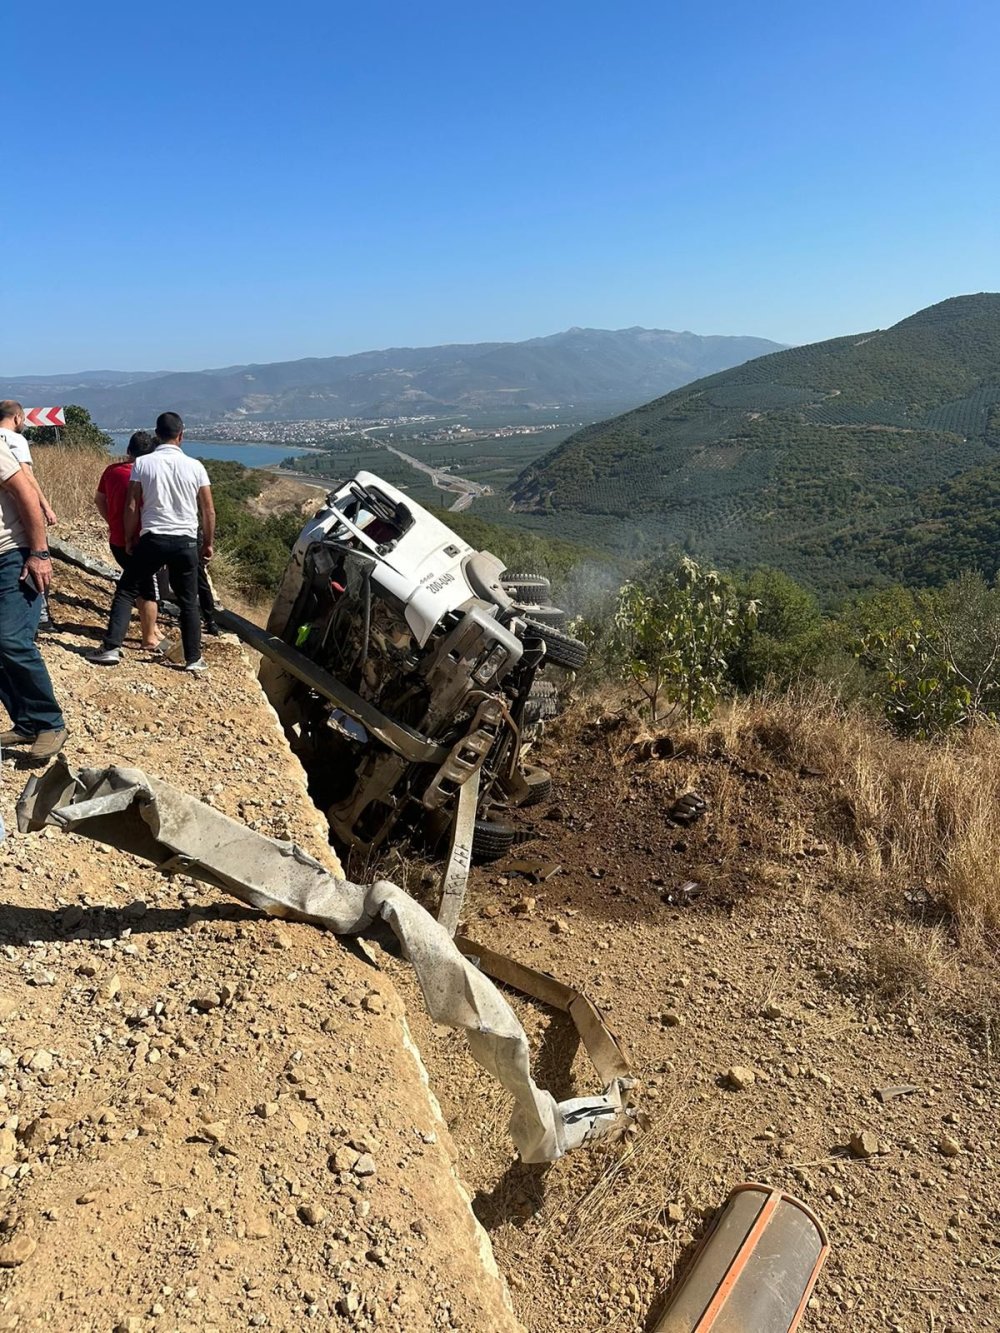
top-left (0, 327), bottom-right (783, 426)
top-left (512, 294), bottom-right (1000, 596)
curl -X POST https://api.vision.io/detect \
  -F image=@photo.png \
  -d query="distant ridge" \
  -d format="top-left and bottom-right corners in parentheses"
top-left (511, 294), bottom-right (1000, 596)
top-left (0, 327), bottom-right (784, 427)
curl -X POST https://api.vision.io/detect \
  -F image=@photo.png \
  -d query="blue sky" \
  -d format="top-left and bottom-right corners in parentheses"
top-left (6, 0), bottom-right (999, 372)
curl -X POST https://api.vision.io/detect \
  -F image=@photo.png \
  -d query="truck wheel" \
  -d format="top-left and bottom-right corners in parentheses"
top-left (472, 820), bottom-right (517, 864)
top-left (524, 695), bottom-right (558, 724)
top-left (513, 603), bottom-right (568, 627)
top-left (523, 620), bottom-right (588, 671)
top-left (529, 678), bottom-right (559, 698)
top-left (502, 573), bottom-right (551, 601)
top-left (518, 765), bottom-right (552, 807)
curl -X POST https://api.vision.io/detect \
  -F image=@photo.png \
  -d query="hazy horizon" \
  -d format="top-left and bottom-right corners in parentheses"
top-left (3, 322), bottom-right (792, 380)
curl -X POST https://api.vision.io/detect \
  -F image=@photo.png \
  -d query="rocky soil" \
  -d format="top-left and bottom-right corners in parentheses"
top-left (0, 555), bottom-right (521, 1333)
top-left (393, 704), bottom-right (1000, 1333)
top-left (6, 526), bottom-right (999, 1333)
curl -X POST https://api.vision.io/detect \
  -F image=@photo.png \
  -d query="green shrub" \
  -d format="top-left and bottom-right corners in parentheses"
top-left (729, 568), bottom-right (826, 690)
top-left (853, 622), bottom-right (970, 737)
top-left (203, 460), bottom-right (301, 598)
top-left (607, 556), bottom-right (758, 722)
top-left (24, 404), bottom-right (113, 453)
top-left (849, 573), bottom-right (1000, 735)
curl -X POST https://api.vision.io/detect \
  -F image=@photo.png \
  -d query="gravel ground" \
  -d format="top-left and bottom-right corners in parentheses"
top-left (0, 557), bottom-right (521, 1333)
top-left (396, 705), bottom-right (1000, 1333)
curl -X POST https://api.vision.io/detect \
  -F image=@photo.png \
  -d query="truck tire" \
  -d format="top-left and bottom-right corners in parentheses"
top-left (502, 573), bottom-right (551, 601)
top-left (523, 620), bottom-right (588, 671)
top-left (518, 765), bottom-right (552, 807)
top-left (529, 678), bottom-right (559, 697)
top-left (472, 820), bottom-right (516, 864)
top-left (513, 603), bottom-right (568, 627)
top-left (524, 695), bottom-right (559, 724)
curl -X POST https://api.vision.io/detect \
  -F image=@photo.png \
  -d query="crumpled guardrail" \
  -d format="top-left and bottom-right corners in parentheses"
top-left (18, 759), bottom-right (630, 1163)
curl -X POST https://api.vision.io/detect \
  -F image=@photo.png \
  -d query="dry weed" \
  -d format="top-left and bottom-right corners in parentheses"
top-left (862, 925), bottom-right (956, 1001)
top-left (706, 687), bottom-right (1000, 940)
top-left (32, 445), bottom-right (109, 526)
top-left (531, 1080), bottom-right (722, 1308)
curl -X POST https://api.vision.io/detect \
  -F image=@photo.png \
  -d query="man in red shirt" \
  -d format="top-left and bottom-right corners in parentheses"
top-left (95, 431), bottom-right (162, 649)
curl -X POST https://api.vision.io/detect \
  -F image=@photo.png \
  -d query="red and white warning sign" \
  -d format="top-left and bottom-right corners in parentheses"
top-left (23, 407), bottom-right (66, 428)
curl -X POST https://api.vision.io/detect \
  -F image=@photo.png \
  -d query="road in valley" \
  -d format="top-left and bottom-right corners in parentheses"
top-left (366, 438), bottom-right (491, 511)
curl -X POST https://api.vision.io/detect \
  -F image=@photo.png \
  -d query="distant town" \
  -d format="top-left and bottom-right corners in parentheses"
top-left (194, 415), bottom-right (580, 447)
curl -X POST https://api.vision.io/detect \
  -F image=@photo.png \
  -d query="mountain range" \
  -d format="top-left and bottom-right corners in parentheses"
top-left (511, 294), bottom-right (1000, 596)
top-left (0, 328), bottom-right (784, 427)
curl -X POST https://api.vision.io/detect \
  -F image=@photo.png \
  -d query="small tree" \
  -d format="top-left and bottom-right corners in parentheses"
top-left (924, 572), bottom-right (1000, 718)
top-left (23, 404), bottom-right (112, 453)
top-left (854, 622), bottom-right (971, 738)
top-left (729, 567), bottom-right (826, 691)
top-left (853, 572), bottom-right (1000, 735)
top-left (608, 556), bottom-right (758, 723)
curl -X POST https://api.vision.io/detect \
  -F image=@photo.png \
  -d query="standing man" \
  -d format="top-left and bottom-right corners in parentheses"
top-left (94, 430), bottom-right (163, 650)
top-left (90, 412), bottom-right (215, 673)
top-left (0, 400), bottom-right (58, 631)
top-left (0, 401), bottom-right (58, 527)
top-left (0, 434), bottom-right (67, 760)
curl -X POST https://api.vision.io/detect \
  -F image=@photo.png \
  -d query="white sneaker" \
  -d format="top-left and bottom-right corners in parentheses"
top-left (183, 657), bottom-right (208, 674)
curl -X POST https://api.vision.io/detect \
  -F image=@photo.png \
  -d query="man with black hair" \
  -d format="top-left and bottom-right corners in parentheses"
top-left (95, 430), bottom-right (162, 650)
top-left (90, 412), bottom-right (215, 672)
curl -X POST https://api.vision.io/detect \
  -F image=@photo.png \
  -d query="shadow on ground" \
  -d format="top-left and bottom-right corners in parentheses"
top-left (0, 902), bottom-right (264, 946)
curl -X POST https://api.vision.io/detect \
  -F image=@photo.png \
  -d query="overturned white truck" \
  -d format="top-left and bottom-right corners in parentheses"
top-left (258, 471), bottom-right (586, 867)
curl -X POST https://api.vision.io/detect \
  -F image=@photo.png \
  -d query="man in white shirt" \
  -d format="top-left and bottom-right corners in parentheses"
top-left (0, 435), bottom-right (67, 761)
top-left (90, 411), bottom-right (216, 672)
top-left (0, 401), bottom-right (58, 526)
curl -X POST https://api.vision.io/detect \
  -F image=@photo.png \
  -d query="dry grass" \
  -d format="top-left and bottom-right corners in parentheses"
top-left (32, 444), bottom-right (108, 526)
top-left (566, 680), bottom-right (1000, 979)
top-left (700, 685), bottom-right (1000, 941)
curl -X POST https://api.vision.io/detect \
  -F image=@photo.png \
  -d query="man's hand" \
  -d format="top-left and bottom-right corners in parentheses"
top-left (42, 503), bottom-right (57, 526)
top-left (21, 554), bottom-right (52, 595)
top-left (201, 543), bottom-right (214, 562)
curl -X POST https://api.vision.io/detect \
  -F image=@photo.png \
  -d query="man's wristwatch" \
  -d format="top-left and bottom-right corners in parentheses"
top-left (29, 550), bottom-right (51, 560)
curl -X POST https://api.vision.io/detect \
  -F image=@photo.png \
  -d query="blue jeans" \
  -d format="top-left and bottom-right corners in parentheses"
top-left (0, 549), bottom-right (65, 736)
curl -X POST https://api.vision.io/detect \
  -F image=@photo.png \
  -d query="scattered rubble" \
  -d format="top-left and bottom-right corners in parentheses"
top-left (0, 553), bottom-right (525, 1333)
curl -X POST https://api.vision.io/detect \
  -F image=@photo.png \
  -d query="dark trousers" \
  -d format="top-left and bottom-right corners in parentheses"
top-left (197, 560), bottom-right (216, 623)
top-left (104, 532), bottom-right (201, 664)
top-left (110, 544), bottom-right (158, 603)
top-left (158, 552), bottom-right (215, 624)
top-left (0, 549), bottom-right (65, 735)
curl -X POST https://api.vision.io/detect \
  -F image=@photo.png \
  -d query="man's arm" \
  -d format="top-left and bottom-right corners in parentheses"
top-left (22, 463), bottom-right (56, 526)
top-left (123, 479), bottom-right (143, 551)
top-left (0, 469), bottom-right (51, 593)
top-left (197, 486), bottom-right (215, 559)
top-left (94, 488), bottom-right (109, 521)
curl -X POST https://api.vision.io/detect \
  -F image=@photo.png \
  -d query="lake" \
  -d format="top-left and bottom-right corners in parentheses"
top-left (109, 435), bottom-right (310, 471)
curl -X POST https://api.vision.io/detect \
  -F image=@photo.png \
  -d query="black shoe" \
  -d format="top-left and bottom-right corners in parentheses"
top-left (204, 619), bottom-right (221, 637)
